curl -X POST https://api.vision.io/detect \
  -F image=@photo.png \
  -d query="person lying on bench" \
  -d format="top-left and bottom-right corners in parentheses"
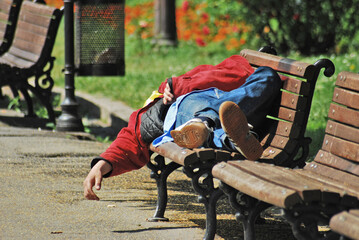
top-left (83, 56), bottom-right (282, 201)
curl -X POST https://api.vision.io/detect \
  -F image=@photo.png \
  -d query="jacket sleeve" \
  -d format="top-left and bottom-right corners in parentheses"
top-left (97, 107), bottom-right (151, 177)
top-left (158, 55), bottom-right (254, 98)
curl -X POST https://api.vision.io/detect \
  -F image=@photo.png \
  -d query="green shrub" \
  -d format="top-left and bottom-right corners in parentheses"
top-left (205, 0), bottom-right (359, 55)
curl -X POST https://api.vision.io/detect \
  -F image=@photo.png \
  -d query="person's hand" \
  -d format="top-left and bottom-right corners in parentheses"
top-left (83, 160), bottom-right (112, 200)
top-left (163, 82), bottom-right (174, 105)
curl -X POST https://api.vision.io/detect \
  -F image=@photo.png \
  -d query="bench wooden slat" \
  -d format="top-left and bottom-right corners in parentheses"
top-left (18, 13), bottom-right (51, 29)
top-left (151, 144), bottom-right (239, 167)
top-left (15, 21), bottom-right (48, 36)
top-left (10, 37), bottom-right (43, 58)
top-left (0, 0), bottom-right (14, 7)
top-left (336, 71), bottom-right (359, 92)
top-left (229, 160), bottom-right (353, 204)
top-left (8, 45), bottom-right (40, 63)
top-left (212, 161), bottom-right (302, 208)
top-left (280, 91), bottom-right (306, 110)
top-left (0, 0), bottom-right (12, 10)
top-left (260, 135), bottom-right (301, 166)
top-left (330, 211), bottom-right (359, 240)
top-left (315, 150), bottom-right (359, 174)
top-left (261, 146), bottom-right (285, 158)
top-left (294, 168), bottom-right (359, 199)
top-left (274, 121), bottom-right (300, 138)
top-left (150, 142), bottom-right (199, 166)
top-left (228, 160), bottom-right (323, 202)
top-left (260, 146), bottom-right (292, 166)
top-left (326, 120), bottom-right (359, 145)
top-left (0, 51), bottom-right (33, 68)
top-left (20, 0), bottom-right (56, 17)
top-left (0, 21), bottom-right (7, 31)
top-left (277, 107), bottom-right (304, 123)
top-left (328, 103), bottom-right (359, 128)
top-left (14, 27), bottom-right (47, 45)
top-left (0, 1), bottom-right (12, 18)
top-left (18, 4), bottom-right (54, 29)
top-left (10, 40), bottom-right (46, 63)
top-left (282, 76), bottom-right (309, 95)
top-left (240, 49), bottom-right (313, 78)
top-left (262, 135), bottom-right (294, 151)
top-left (0, 11), bottom-right (9, 21)
top-left (294, 170), bottom-right (358, 207)
top-left (322, 135), bottom-right (359, 163)
top-left (305, 162), bottom-right (359, 190)
top-left (333, 87), bottom-right (359, 110)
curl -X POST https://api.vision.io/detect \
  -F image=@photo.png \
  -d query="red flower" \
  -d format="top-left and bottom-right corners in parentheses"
top-left (196, 38), bottom-right (206, 47)
top-left (293, 13), bottom-right (300, 21)
top-left (232, 26), bottom-right (239, 33)
top-left (201, 13), bottom-right (209, 22)
top-left (182, 1), bottom-right (189, 12)
top-left (202, 25), bottom-right (210, 35)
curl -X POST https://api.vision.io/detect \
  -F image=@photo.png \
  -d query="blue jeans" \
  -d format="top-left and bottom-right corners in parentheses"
top-left (174, 66), bottom-right (282, 149)
top-left (152, 66), bottom-right (282, 149)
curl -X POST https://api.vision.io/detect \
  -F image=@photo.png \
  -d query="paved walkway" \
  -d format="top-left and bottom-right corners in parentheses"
top-left (0, 90), bottom-right (295, 240)
top-left (0, 123), bottom-right (208, 240)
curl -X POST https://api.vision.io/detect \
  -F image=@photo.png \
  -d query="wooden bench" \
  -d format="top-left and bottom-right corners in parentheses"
top-left (0, 0), bottom-right (22, 55)
top-left (0, 0), bottom-right (63, 122)
top-left (148, 48), bottom-right (335, 239)
top-left (330, 210), bottom-right (359, 239)
top-left (212, 71), bottom-right (359, 240)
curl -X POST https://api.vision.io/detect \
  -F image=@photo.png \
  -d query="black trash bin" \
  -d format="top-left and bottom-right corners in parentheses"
top-left (75, 0), bottom-right (125, 76)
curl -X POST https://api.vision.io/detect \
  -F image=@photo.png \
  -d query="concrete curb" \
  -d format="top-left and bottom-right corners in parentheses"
top-left (54, 87), bottom-right (135, 133)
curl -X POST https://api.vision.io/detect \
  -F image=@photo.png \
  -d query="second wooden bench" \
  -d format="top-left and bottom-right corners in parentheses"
top-left (213, 71), bottom-right (359, 240)
top-left (0, 1), bottom-right (63, 122)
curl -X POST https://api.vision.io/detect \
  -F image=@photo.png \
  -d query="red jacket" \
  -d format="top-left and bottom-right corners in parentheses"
top-left (97, 55), bottom-right (254, 177)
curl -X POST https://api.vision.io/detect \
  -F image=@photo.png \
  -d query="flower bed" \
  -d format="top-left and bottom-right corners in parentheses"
top-left (125, 1), bottom-right (249, 51)
top-left (46, 0), bottom-right (249, 51)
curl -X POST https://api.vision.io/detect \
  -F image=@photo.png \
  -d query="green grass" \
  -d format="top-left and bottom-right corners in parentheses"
top-left (51, 19), bottom-right (359, 161)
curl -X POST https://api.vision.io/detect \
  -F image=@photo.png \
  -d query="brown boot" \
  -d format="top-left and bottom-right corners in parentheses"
top-left (219, 101), bottom-right (263, 161)
top-left (171, 119), bottom-right (211, 149)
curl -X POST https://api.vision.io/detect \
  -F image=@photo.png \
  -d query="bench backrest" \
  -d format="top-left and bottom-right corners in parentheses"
top-left (239, 49), bottom-right (335, 168)
top-left (1, 1), bottom-right (62, 69)
top-left (0, 0), bottom-right (22, 55)
top-left (305, 71), bottom-right (359, 180)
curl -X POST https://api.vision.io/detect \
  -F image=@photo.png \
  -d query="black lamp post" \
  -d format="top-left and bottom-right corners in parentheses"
top-left (56, 0), bottom-right (84, 132)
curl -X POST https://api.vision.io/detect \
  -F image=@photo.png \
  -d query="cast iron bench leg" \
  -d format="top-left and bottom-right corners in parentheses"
top-left (184, 166), bottom-right (224, 240)
top-left (221, 183), bottom-right (271, 240)
top-left (19, 87), bottom-right (35, 118)
top-left (147, 154), bottom-right (181, 221)
top-left (202, 188), bottom-right (223, 240)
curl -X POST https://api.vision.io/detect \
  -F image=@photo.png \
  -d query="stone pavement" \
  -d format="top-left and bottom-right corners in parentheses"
top-left (0, 121), bottom-right (209, 240)
top-left (0, 89), bottom-right (296, 240)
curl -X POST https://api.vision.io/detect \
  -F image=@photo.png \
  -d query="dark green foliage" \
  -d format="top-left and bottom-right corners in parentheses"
top-left (205, 0), bottom-right (359, 55)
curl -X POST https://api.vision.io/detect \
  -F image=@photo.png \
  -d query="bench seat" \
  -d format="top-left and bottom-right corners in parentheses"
top-left (212, 71), bottom-right (359, 240)
top-left (330, 210), bottom-right (359, 239)
top-left (0, 1), bottom-right (63, 122)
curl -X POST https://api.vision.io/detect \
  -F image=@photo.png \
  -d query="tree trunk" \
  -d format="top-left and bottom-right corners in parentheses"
top-left (153, 0), bottom-right (177, 46)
